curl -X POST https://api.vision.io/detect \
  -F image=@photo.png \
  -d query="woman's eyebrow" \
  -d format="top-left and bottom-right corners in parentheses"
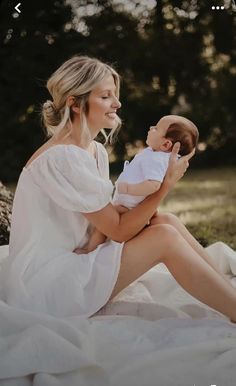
top-left (98, 88), bottom-right (116, 93)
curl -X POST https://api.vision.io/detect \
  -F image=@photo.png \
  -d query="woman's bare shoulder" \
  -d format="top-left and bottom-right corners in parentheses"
top-left (25, 140), bottom-right (54, 168)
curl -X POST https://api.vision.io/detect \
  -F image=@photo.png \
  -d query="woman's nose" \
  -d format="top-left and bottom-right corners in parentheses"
top-left (112, 97), bottom-right (122, 109)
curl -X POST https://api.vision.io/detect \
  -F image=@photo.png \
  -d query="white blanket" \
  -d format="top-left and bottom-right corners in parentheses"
top-left (0, 242), bottom-right (236, 386)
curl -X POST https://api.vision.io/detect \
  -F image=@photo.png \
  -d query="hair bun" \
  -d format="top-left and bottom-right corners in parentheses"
top-left (42, 100), bottom-right (61, 135)
top-left (43, 100), bottom-right (56, 113)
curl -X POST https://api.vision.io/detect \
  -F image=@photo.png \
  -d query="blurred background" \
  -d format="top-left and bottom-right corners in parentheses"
top-left (0, 0), bottom-right (236, 247)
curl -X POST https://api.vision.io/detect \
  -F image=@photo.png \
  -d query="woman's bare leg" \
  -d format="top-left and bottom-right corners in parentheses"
top-left (108, 224), bottom-right (236, 322)
top-left (150, 213), bottom-right (227, 275)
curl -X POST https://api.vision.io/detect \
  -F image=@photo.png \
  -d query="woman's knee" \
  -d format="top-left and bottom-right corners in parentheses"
top-left (149, 224), bottom-right (183, 262)
top-left (155, 212), bottom-right (180, 226)
top-left (149, 223), bottom-right (181, 244)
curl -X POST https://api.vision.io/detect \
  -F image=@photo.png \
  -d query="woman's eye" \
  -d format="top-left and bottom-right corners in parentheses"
top-left (102, 96), bottom-right (109, 99)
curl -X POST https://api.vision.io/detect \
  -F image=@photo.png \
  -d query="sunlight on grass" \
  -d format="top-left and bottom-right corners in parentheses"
top-left (159, 167), bottom-right (236, 249)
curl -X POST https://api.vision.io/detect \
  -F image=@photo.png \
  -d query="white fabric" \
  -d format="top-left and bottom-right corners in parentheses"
top-left (0, 143), bottom-right (123, 318)
top-left (113, 148), bottom-right (170, 208)
top-left (0, 241), bottom-right (236, 386)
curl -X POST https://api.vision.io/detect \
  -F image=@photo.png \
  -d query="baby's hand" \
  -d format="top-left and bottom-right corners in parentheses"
top-left (117, 182), bottom-right (128, 194)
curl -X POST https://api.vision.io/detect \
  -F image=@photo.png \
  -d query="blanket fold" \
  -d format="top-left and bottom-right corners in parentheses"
top-left (0, 241), bottom-right (236, 386)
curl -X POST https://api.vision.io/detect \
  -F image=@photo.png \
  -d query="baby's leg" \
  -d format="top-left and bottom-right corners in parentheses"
top-left (74, 229), bottom-right (106, 254)
top-left (74, 205), bottom-right (129, 255)
top-left (88, 228), bottom-right (107, 249)
top-left (114, 204), bottom-right (130, 214)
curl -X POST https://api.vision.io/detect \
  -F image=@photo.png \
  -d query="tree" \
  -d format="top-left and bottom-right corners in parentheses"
top-left (0, 0), bottom-right (83, 180)
top-left (0, 0), bottom-right (235, 181)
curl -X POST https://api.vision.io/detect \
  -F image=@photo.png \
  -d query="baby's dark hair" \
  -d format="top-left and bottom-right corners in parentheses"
top-left (165, 118), bottom-right (199, 156)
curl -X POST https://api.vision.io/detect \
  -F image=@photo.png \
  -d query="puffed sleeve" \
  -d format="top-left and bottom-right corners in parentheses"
top-left (27, 146), bottom-right (114, 212)
top-left (140, 152), bottom-right (170, 182)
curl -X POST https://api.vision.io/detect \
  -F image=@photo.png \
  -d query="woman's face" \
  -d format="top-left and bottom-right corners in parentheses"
top-left (86, 74), bottom-right (121, 135)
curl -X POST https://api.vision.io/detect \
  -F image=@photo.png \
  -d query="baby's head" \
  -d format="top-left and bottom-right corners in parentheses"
top-left (146, 115), bottom-right (199, 156)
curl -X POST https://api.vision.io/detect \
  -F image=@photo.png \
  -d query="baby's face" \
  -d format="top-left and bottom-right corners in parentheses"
top-left (146, 119), bottom-right (169, 151)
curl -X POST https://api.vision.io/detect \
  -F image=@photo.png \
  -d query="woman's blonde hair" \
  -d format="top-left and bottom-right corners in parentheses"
top-left (41, 55), bottom-right (121, 144)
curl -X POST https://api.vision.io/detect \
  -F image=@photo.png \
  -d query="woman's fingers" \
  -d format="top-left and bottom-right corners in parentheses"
top-left (185, 147), bottom-right (195, 161)
top-left (164, 143), bottom-right (196, 188)
top-left (184, 160), bottom-right (189, 171)
top-left (170, 143), bottom-right (195, 162)
top-left (170, 142), bottom-right (180, 160)
top-left (170, 144), bottom-right (195, 172)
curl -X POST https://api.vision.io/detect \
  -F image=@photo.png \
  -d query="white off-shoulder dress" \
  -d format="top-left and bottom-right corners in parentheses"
top-left (0, 142), bottom-right (124, 317)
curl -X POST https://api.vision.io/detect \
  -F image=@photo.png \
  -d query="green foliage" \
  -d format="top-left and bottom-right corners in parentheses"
top-left (0, 0), bottom-right (84, 180)
top-left (0, 0), bottom-right (236, 181)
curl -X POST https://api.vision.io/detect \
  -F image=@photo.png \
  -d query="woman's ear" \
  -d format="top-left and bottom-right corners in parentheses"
top-left (160, 139), bottom-right (173, 151)
top-left (66, 96), bottom-right (80, 114)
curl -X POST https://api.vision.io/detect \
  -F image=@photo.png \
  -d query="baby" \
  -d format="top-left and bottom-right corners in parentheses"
top-left (74, 114), bottom-right (198, 255)
top-left (113, 115), bottom-right (199, 209)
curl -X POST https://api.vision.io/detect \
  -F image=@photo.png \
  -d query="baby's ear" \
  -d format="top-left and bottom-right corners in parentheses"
top-left (161, 139), bottom-right (172, 151)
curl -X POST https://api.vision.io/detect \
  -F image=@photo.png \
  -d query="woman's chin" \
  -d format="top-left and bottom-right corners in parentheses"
top-left (104, 119), bottom-right (118, 129)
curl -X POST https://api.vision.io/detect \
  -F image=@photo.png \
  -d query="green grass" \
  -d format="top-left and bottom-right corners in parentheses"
top-left (112, 166), bottom-right (236, 249)
top-left (158, 167), bottom-right (236, 249)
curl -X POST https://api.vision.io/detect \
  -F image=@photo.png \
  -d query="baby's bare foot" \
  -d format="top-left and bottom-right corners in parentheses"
top-left (74, 247), bottom-right (88, 255)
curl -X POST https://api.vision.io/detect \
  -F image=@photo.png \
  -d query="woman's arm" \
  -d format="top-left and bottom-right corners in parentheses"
top-left (83, 183), bottom-right (169, 242)
top-left (82, 143), bottom-right (194, 243)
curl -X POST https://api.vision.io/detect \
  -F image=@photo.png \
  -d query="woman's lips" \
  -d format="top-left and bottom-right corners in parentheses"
top-left (106, 112), bottom-right (117, 119)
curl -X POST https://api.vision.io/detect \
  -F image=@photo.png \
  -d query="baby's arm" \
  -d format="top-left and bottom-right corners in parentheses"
top-left (118, 180), bottom-right (161, 196)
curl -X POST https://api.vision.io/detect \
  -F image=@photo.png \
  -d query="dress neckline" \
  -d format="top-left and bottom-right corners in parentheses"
top-left (23, 143), bottom-right (99, 172)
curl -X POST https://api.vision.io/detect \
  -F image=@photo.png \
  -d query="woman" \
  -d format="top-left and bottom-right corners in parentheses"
top-left (1, 55), bottom-right (236, 322)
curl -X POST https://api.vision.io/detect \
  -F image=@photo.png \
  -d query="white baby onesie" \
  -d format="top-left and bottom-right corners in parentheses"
top-left (113, 147), bottom-right (171, 208)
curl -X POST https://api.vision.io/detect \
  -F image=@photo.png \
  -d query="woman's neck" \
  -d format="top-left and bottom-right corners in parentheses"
top-left (49, 129), bottom-right (96, 157)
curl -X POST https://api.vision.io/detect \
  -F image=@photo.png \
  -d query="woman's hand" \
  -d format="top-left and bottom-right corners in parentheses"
top-left (164, 142), bottom-right (195, 188)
